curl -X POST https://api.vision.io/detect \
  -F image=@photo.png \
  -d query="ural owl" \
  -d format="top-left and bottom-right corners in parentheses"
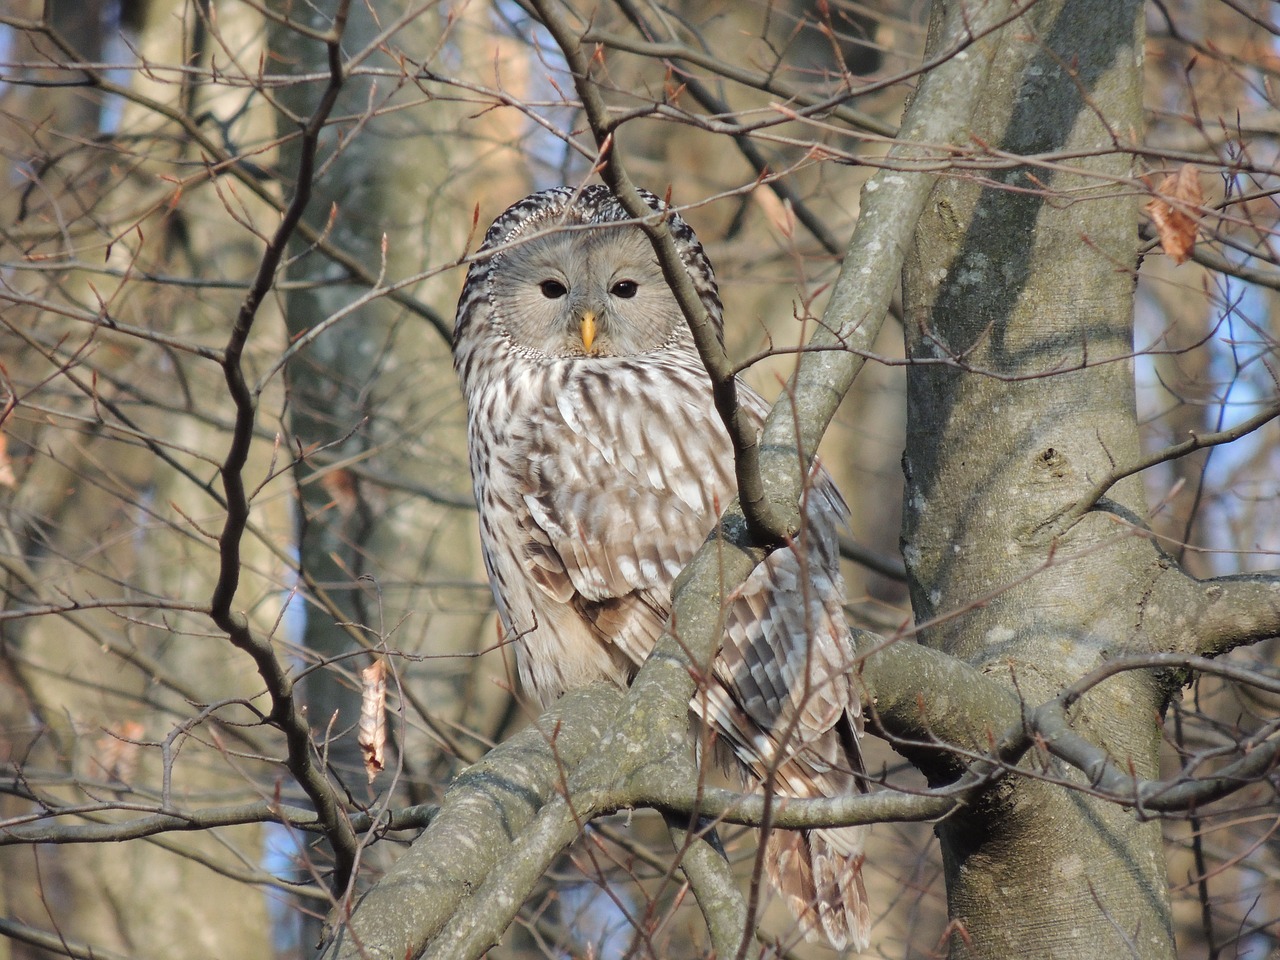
top-left (454, 185), bottom-right (869, 950)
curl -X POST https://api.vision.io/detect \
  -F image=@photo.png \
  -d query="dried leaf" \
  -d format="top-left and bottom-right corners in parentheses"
top-left (754, 188), bottom-right (795, 240)
top-left (321, 467), bottom-right (359, 518)
top-left (1147, 164), bottom-right (1203, 265)
top-left (95, 720), bottom-right (146, 782)
top-left (0, 434), bottom-right (14, 488)
top-left (359, 659), bottom-right (388, 783)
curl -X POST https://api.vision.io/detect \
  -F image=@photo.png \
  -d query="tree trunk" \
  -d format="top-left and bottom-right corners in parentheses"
top-left (901, 2), bottom-right (1174, 956)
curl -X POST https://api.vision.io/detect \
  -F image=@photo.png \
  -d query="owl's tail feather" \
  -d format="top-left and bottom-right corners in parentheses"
top-left (766, 826), bottom-right (870, 952)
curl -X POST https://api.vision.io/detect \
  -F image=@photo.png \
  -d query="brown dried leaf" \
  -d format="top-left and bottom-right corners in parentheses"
top-left (753, 188), bottom-right (795, 240)
top-left (359, 659), bottom-right (388, 783)
top-left (95, 720), bottom-right (147, 782)
top-left (1147, 164), bottom-right (1203, 265)
top-left (321, 467), bottom-right (359, 518)
top-left (0, 434), bottom-right (14, 488)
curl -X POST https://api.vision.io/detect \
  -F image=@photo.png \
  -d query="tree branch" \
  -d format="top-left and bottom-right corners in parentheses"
top-left (1038, 401), bottom-right (1280, 540)
top-left (1026, 653), bottom-right (1280, 811)
top-left (609, 0), bottom-right (846, 257)
top-left (0, 917), bottom-right (133, 960)
top-left (322, 685), bottom-right (622, 960)
top-left (754, 0), bottom-right (1014, 534)
top-left (208, 0), bottom-right (360, 897)
top-left (1139, 564), bottom-right (1280, 658)
top-left (530, 0), bottom-right (790, 545)
top-left (664, 814), bottom-right (749, 959)
top-left (1033, 697), bottom-right (1280, 813)
top-left (0, 796), bottom-right (438, 845)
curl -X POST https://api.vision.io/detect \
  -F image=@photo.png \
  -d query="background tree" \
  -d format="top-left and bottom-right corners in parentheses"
top-left (1, 1), bottom-right (1278, 959)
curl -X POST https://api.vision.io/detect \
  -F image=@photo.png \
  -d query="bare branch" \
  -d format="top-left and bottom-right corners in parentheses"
top-left (207, 0), bottom-right (360, 896)
top-left (1037, 401), bottom-right (1280, 540)
top-left (322, 685), bottom-right (622, 960)
top-left (0, 918), bottom-right (133, 960)
top-left (530, 0), bottom-right (790, 545)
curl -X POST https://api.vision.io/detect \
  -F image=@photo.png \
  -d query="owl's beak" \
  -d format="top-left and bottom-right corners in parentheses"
top-left (579, 311), bottom-right (597, 354)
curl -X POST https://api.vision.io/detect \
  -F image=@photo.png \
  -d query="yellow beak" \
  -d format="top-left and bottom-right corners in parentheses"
top-left (579, 312), bottom-right (597, 354)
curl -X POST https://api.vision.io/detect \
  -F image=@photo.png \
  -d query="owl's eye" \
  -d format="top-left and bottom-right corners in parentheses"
top-left (610, 280), bottom-right (638, 299)
top-left (539, 279), bottom-right (567, 299)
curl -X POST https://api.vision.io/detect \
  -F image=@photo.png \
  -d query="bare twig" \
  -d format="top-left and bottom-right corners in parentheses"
top-left (531, 0), bottom-right (790, 546)
top-left (1036, 400), bottom-right (1280, 539)
top-left (207, 0), bottom-right (360, 896)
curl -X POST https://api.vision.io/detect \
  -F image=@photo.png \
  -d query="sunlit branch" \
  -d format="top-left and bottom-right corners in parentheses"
top-left (322, 685), bottom-right (621, 960)
top-left (1038, 401), bottom-right (1280, 539)
top-left (529, 0), bottom-right (790, 545)
top-left (0, 794), bottom-right (438, 845)
top-left (207, 0), bottom-right (360, 897)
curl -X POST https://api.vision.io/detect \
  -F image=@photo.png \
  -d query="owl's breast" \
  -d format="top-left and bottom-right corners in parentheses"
top-left (463, 353), bottom-right (743, 704)
top-left (522, 356), bottom-right (735, 521)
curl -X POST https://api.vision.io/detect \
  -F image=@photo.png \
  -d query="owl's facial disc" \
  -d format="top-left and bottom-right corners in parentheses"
top-left (492, 224), bottom-right (682, 358)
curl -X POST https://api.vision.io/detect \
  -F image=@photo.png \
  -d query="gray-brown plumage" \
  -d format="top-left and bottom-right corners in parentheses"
top-left (454, 185), bottom-right (869, 950)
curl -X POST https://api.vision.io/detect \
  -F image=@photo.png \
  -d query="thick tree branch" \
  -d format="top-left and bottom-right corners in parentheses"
top-left (665, 814), bottom-right (750, 959)
top-left (315, 595), bottom-right (1277, 957)
top-left (322, 685), bottom-right (622, 960)
top-left (1141, 564), bottom-right (1280, 658)
top-left (755, 0), bottom-right (1014, 533)
top-left (416, 636), bottom-right (1025, 958)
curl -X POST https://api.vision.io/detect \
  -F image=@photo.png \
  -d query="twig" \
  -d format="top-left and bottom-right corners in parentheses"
top-left (1037, 400), bottom-right (1280, 539)
top-left (208, 0), bottom-right (360, 897)
top-left (531, 0), bottom-right (790, 546)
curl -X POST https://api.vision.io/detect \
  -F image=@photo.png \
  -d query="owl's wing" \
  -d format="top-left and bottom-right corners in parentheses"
top-left (513, 358), bottom-right (737, 666)
top-left (701, 422), bottom-right (869, 951)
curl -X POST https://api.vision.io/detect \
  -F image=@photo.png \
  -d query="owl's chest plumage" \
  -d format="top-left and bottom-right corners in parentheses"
top-left (463, 349), bottom-right (737, 705)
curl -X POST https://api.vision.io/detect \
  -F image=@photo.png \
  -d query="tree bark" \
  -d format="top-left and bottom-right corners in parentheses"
top-left (901, 2), bottom-right (1174, 956)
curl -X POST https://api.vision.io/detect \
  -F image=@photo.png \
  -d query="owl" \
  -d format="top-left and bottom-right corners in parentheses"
top-left (454, 185), bottom-right (870, 951)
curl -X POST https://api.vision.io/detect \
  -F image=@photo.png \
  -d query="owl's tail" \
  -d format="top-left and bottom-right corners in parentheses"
top-left (766, 824), bottom-right (870, 952)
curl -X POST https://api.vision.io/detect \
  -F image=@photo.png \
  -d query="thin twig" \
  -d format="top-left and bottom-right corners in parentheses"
top-left (208, 1), bottom-right (360, 896)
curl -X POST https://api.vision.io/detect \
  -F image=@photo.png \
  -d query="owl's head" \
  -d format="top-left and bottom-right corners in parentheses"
top-left (454, 186), bottom-right (722, 363)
